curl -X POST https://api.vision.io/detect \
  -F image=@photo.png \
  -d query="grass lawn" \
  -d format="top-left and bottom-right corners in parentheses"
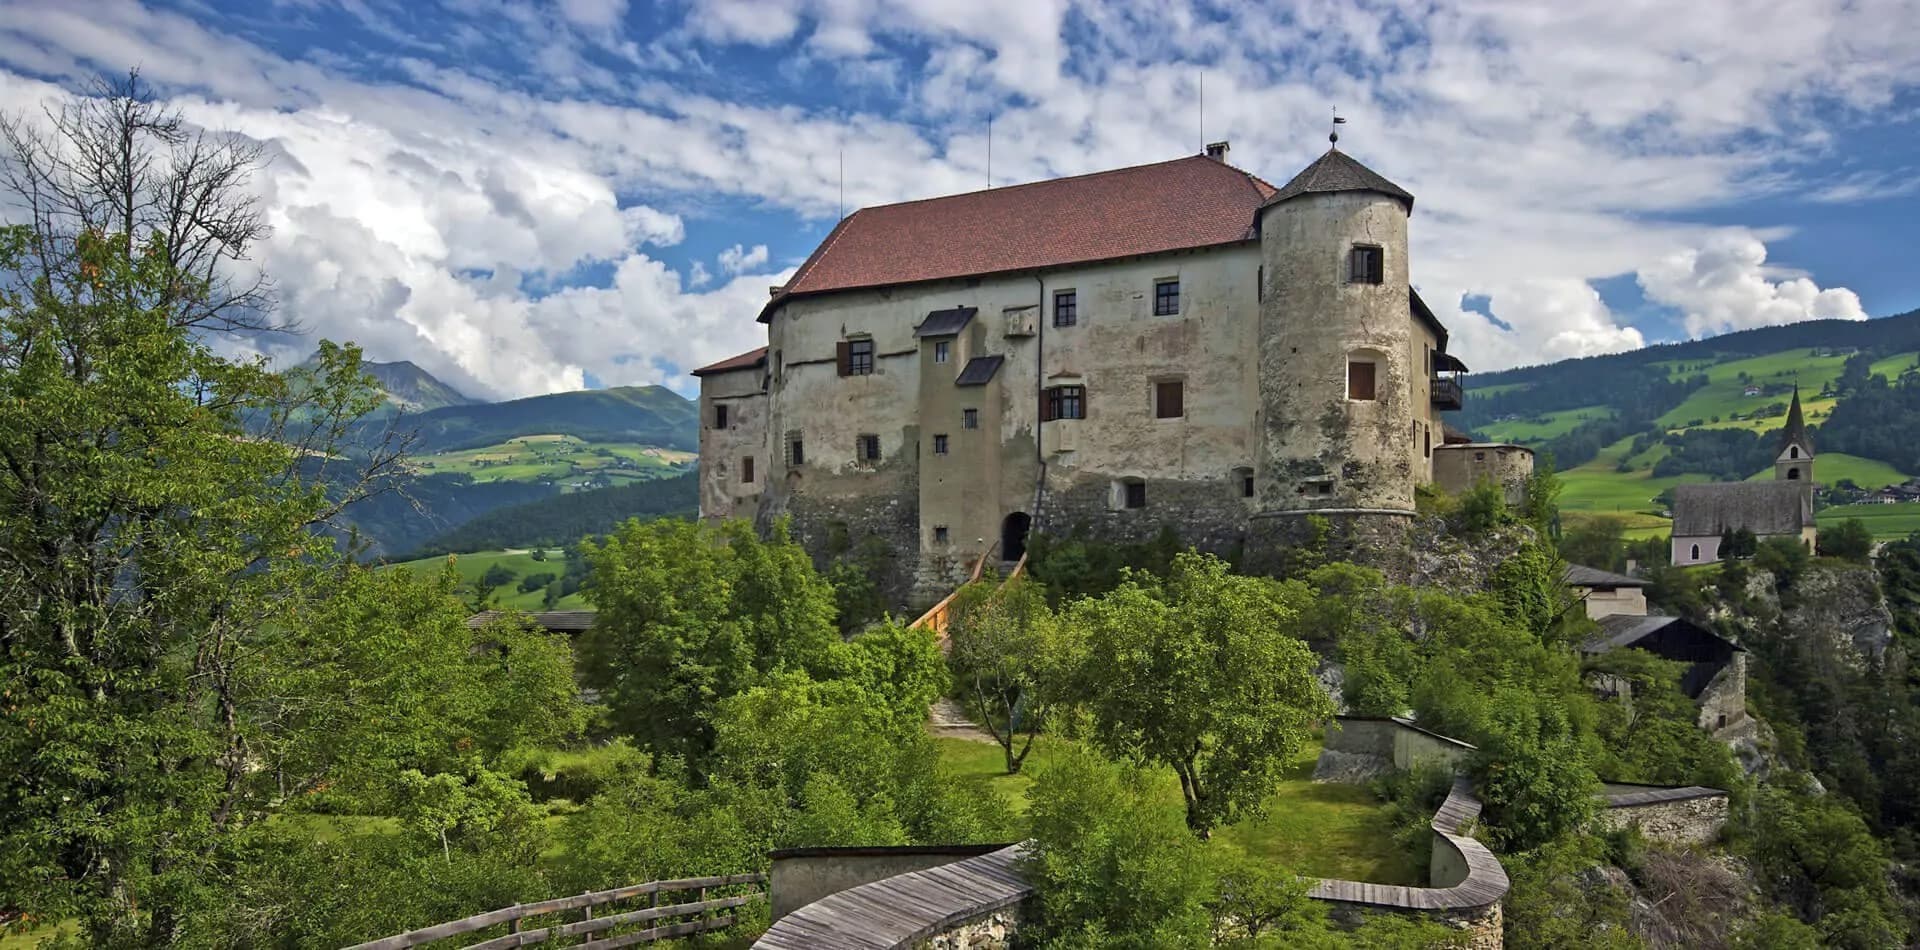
top-left (1869, 351), bottom-right (1920, 381)
top-left (1745, 452), bottom-right (1910, 490)
top-left (0, 922), bottom-right (76, 950)
top-left (1478, 405), bottom-right (1613, 443)
top-left (1818, 503), bottom-right (1920, 541)
top-left (1558, 436), bottom-right (1709, 518)
top-left (384, 549), bottom-right (589, 611)
top-left (934, 735), bottom-right (1422, 886)
top-left (411, 434), bottom-right (694, 489)
top-left (1655, 349), bottom-right (1847, 434)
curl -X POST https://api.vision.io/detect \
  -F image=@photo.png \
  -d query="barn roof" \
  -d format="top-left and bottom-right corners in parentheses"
top-left (1581, 614), bottom-right (1742, 655)
top-left (1671, 481), bottom-right (1814, 537)
top-left (1564, 564), bottom-right (1648, 589)
top-left (759, 154), bottom-right (1277, 321)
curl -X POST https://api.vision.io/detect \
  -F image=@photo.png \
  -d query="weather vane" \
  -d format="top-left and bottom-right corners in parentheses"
top-left (1330, 108), bottom-right (1346, 147)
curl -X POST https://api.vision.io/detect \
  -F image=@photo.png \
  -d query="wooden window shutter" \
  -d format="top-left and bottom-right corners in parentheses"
top-left (836, 340), bottom-right (852, 376)
top-left (1039, 389), bottom-right (1055, 422)
top-left (1348, 361), bottom-right (1376, 400)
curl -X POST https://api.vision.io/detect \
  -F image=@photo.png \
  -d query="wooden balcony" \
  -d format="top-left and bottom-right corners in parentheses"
top-left (1432, 375), bottom-right (1464, 410)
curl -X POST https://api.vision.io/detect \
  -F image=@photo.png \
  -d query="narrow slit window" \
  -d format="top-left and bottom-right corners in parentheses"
top-left (741, 456), bottom-right (754, 483)
top-left (790, 438), bottom-right (805, 466)
top-left (858, 434), bottom-right (881, 462)
top-left (933, 434), bottom-right (949, 456)
top-left (714, 404), bottom-right (729, 429)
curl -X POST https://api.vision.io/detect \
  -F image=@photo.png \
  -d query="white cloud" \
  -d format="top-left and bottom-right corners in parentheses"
top-left (1638, 231), bottom-right (1868, 338)
top-left (2, 0), bottom-right (1916, 393)
top-left (556, 0), bottom-right (628, 30)
top-left (717, 243), bottom-right (768, 275)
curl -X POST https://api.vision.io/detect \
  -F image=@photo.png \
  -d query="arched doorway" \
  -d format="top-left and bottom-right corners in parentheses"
top-left (1001, 512), bottom-right (1031, 563)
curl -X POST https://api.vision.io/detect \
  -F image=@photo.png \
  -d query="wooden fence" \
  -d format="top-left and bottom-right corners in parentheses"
top-left (344, 873), bottom-right (767, 950)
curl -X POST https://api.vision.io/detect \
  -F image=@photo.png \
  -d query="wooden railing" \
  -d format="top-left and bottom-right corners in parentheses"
top-left (344, 873), bottom-right (767, 950)
top-left (909, 545), bottom-right (998, 639)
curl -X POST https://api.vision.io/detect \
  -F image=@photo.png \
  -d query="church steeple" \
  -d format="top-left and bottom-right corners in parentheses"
top-left (1775, 386), bottom-right (1815, 484)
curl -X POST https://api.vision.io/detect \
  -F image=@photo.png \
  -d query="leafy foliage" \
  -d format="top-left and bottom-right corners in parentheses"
top-left (1061, 552), bottom-right (1333, 836)
top-left (946, 575), bottom-right (1068, 774)
top-left (406, 473), bottom-right (698, 557)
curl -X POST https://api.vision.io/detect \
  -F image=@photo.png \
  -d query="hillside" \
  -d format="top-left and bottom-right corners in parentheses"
top-left (404, 473), bottom-right (698, 557)
top-left (1461, 309), bottom-right (1920, 538)
top-left (368, 384), bottom-right (698, 454)
top-left (294, 352), bottom-right (476, 415)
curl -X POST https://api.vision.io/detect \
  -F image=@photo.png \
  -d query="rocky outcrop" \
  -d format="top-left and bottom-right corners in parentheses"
top-left (1784, 564), bottom-right (1893, 664)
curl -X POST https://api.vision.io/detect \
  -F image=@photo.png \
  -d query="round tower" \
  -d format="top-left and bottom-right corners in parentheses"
top-left (1247, 146), bottom-right (1419, 565)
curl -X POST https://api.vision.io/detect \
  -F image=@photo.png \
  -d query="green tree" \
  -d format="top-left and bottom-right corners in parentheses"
top-left (1022, 745), bottom-right (1215, 947)
top-left (947, 575), bottom-right (1068, 774)
top-left (1470, 689), bottom-right (1597, 850)
top-left (1818, 518), bottom-right (1875, 562)
top-left (577, 517), bottom-right (840, 768)
top-left (1062, 552), bottom-right (1332, 836)
top-left (1560, 516), bottom-right (1628, 572)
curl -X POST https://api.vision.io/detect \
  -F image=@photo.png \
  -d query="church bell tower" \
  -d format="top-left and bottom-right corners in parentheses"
top-left (1775, 386), bottom-right (1815, 485)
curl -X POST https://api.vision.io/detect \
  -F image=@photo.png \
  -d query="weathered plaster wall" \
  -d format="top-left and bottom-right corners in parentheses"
top-left (1580, 585), bottom-right (1648, 619)
top-left (1431, 443), bottom-right (1534, 505)
top-left (767, 845), bottom-right (1009, 921)
top-left (1257, 190), bottom-right (1415, 513)
top-left (1593, 793), bottom-right (1729, 846)
top-left (698, 367), bottom-right (768, 522)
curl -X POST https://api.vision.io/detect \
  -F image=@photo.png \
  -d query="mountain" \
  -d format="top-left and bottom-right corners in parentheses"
top-left (363, 359), bottom-right (476, 413)
top-left (375, 385), bottom-right (699, 454)
top-left (1456, 308), bottom-right (1920, 537)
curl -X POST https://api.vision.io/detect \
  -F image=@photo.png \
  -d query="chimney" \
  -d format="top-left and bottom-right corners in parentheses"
top-left (1204, 140), bottom-right (1230, 163)
top-left (768, 284), bottom-right (785, 298)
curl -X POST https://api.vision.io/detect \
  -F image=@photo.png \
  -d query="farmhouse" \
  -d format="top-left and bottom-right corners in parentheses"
top-left (695, 142), bottom-right (1486, 598)
top-left (1669, 388), bottom-right (1817, 566)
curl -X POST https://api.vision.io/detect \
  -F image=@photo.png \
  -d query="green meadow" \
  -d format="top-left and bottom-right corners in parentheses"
top-left (410, 434), bottom-right (694, 489)
top-left (386, 549), bottom-right (589, 611)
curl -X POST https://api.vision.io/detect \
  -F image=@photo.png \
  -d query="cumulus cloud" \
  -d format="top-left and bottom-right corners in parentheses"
top-left (1638, 232), bottom-right (1868, 338)
top-left (2, 0), bottom-right (1915, 393)
top-left (717, 243), bottom-right (768, 275)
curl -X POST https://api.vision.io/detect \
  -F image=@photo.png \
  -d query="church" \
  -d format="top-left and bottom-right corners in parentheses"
top-left (1669, 389), bottom-right (1818, 566)
top-left (694, 139), bottom-right (1479, 598)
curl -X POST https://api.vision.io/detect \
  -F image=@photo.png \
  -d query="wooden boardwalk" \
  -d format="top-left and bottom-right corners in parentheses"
top-left (1307, 776), bottom-right (1509, 912)
top-left (753, 845), bottom-right (1031, 949)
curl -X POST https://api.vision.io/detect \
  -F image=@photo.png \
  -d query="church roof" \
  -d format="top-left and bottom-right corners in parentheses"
top-left (1779, 386), bottom-right (1813, 455)
top-left (761, 154), bottom-right (1277, 320)
top-left (1671, 481), bottom-right (1815, 537)
top-left (1261, 147), bottom-right (1415, 213)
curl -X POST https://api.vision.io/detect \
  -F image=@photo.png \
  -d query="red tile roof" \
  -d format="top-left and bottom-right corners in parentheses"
top-left (691, 346), bottom-right (767, 376)
top-left (761, 155), bottom-right (1277, 321)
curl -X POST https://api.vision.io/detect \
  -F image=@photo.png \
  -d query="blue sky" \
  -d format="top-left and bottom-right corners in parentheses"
top-left (2, 0), bottom-right (1917, 398)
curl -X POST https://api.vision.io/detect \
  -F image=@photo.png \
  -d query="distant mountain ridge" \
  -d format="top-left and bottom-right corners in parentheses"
top-left (295, 352), bottom-right (477, 414)
top-left (371, 384), bottom-right (699, 454)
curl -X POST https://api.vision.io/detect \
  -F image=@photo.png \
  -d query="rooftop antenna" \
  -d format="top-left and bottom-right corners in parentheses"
top-left (1330, 107), bottom-right (1346, 148)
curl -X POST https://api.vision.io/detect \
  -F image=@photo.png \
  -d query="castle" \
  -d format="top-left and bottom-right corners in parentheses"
top-left (695, 141), bottom-right (1481, 599)
top-left (1669, 388), bottom-right (1818, 566)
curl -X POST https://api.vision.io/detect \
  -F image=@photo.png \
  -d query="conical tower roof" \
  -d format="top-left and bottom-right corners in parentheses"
top-left (1261, 147), bottom-right (1414, 213)
top-left (1779, 386), bottom-right (1813, 456)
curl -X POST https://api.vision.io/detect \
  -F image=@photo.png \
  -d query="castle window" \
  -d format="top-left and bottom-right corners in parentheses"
top-left (790, 438), bottom-right (805, 466)
top-left (1154, 279), bottom-right (1180, 316)
top-left (964, 408), bottom-right (979, 429)
top-left (1054, 290), bottom-right (1078, 327)
top-left (713, 404), bottom-right (729, 429)
top-left (1348, 360), bottom-right (1377, 401)
top-left (1154, 380), bottom-right (1184, 419)
top-left (1112, 478), bottom-right (1147, 509)
top-left (838, 337), bottom-right (875, 376)
top-left (933, 434), bottom-right (949, 456)
top-left (1423, 424), bottom-right (1432, 458)
top-left (1043, 385), bottom-right (1086, 421)
top-left (934, 525), bottom-right (950, 544)
top-left (1235, 466), bottom-right (1255, 498)
top-left (858, 434), bottom-right (881, 462)
top-left (933, 340), bottom-right (950, 363)
top-left (741, 457), bottom-right (754, 484)
top-left (1349, 245), bottom-right (1384, 284)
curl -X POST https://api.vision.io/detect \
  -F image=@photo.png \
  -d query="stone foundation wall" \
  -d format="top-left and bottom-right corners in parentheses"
top-left (1036, 472), bottom-right (1250, 558)
top-left (1324, 901), bottom-right (1501, 949)
top-left (920, 906), bottom-right (1020, 949)
top-left (1240, 509), bottom-right (1415, 579)
top-left (1594, 793), bottom-right (1728, 846)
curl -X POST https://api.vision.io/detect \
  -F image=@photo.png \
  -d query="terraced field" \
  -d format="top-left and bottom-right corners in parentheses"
top-left (410, 434), bottom-right (694, 489)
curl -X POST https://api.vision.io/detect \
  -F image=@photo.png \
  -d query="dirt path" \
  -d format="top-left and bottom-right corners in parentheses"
top-left (928, 697), bottom-right (998, 744)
